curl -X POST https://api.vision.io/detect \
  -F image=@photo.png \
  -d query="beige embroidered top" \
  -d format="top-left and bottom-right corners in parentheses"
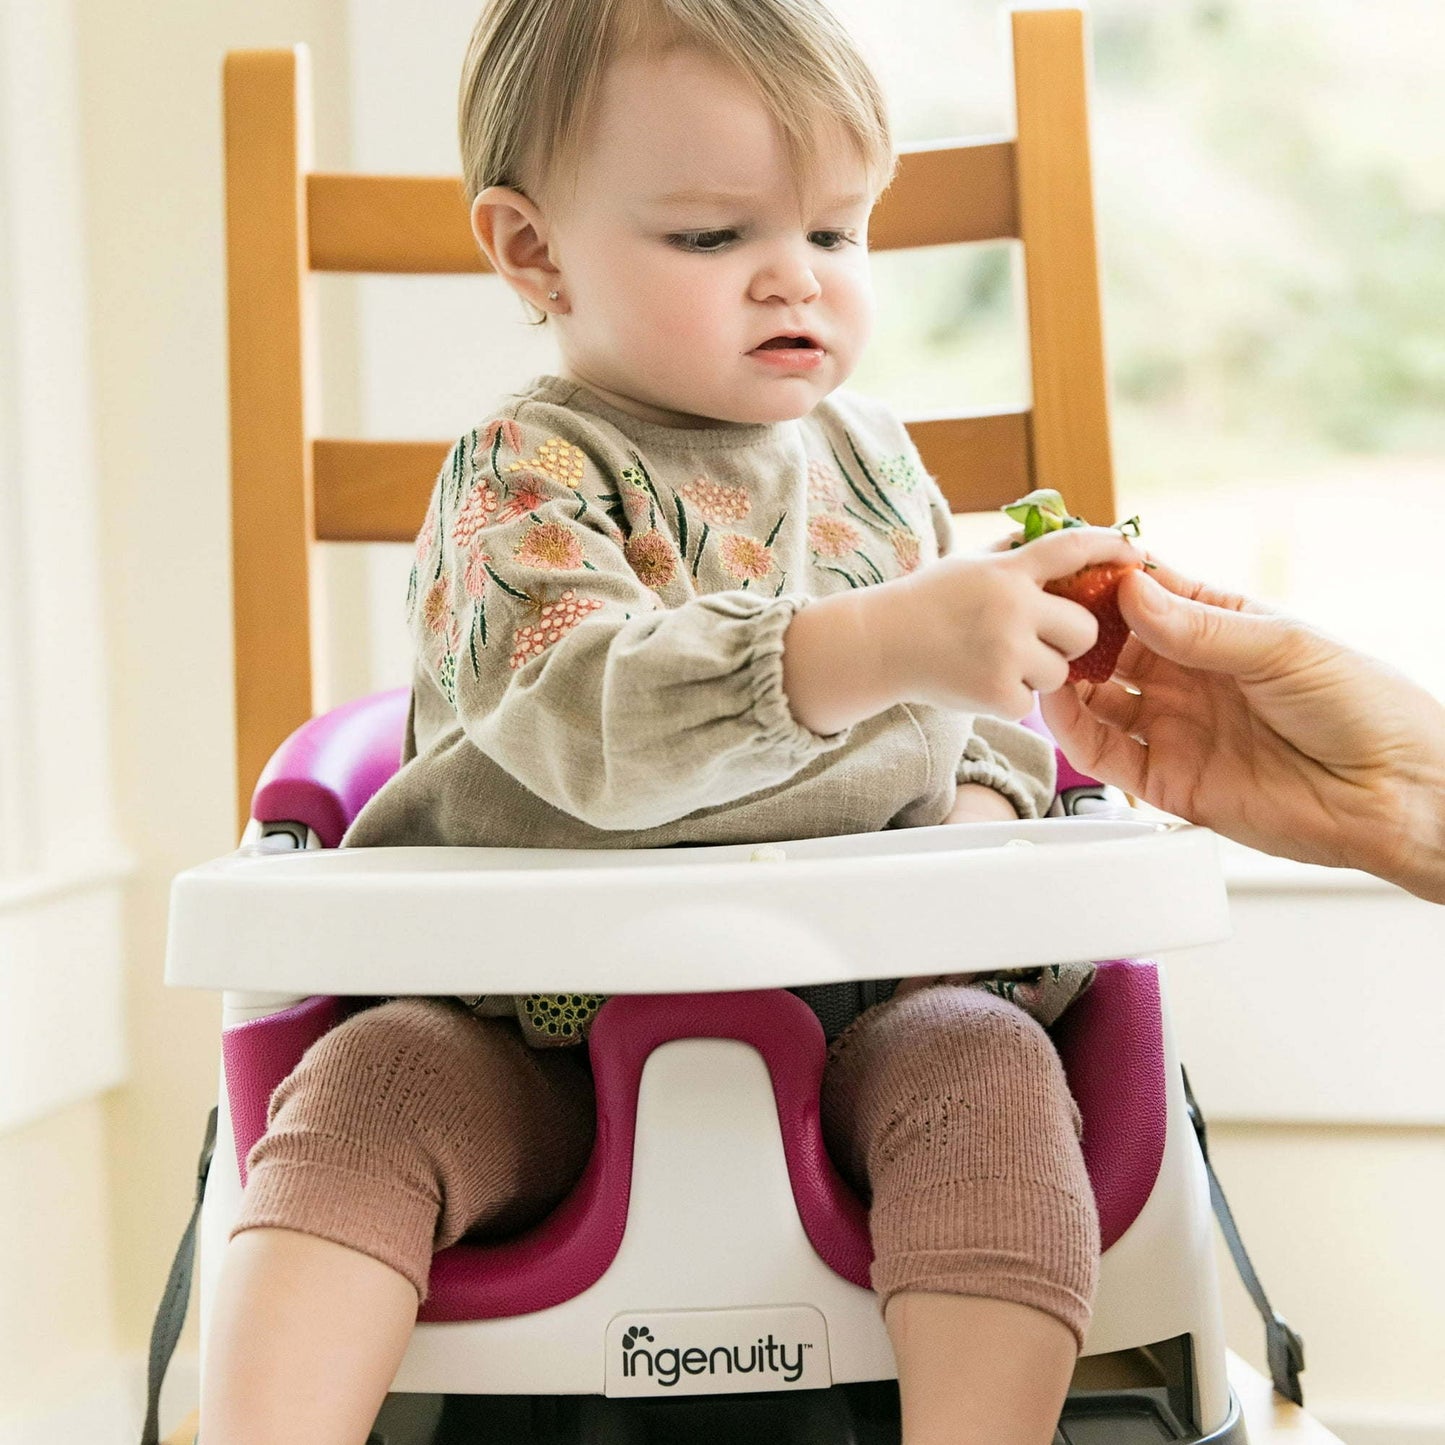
top-left (344, 375), bottom-right (1091, 1043)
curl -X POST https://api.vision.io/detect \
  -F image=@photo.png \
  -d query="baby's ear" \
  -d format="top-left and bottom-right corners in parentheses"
top-left (470, 187), bottom-right (562, 312)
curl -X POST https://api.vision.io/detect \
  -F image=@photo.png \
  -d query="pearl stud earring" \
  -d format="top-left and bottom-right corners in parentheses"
top-left (547, 290), bottom-right (560, 302)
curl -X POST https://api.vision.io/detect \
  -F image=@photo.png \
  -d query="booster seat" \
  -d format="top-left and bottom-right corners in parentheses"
top-left (168, 692), bottom-right (1242, 1444)
top-left (161, 8), bottom-right (1282, 1440)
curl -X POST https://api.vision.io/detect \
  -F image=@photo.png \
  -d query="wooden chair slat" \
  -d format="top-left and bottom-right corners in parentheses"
top-left (313, 413), bottom-right (1030, 544)
top-left (907, 411), bottom-right (1032, 514)
top-left (308, 174), bottom-right (488, 274)
top-left (871, 139), bottom-right (1018, 250)
top-left (314, 439), bottom-right (451, 542)
top-left (304, 140), bottom-right (1018, 275)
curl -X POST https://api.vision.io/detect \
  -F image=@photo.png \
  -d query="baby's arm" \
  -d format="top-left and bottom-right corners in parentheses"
top-left (411, 418), bottom-right (851, 832)
top-left (781, 524), bottom-right (1137, 735)
top-left (945, 783), bottom-right (1021, 824)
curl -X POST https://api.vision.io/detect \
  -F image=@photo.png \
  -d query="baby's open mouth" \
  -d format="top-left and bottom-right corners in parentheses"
top-left (754, 335), bottom-right (819, 350)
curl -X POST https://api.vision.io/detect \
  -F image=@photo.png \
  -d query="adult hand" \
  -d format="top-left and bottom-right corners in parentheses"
top-left (1040, 559), bottom-right (1445, 904)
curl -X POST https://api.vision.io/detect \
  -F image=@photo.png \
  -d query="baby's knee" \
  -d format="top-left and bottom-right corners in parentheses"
top-left (265, 997), bottom-right (480, 1136)
top-left (830, 985), bottom-right (1074, 1129)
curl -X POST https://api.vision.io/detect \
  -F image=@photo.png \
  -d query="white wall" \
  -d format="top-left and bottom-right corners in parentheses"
top-left (58, 5), bottom-right (353, 1436)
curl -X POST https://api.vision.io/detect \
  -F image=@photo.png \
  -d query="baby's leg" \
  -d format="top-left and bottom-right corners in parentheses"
top-left (821, 984), bottom-right (1098, 1445)
top-left (201, 997), bottom-right (595, 1445)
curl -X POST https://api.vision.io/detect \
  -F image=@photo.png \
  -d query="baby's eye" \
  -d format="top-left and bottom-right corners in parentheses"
top-left (809, 230), bottom-right (858, 250)
top-left (667, 229), bottom-right (739, 253)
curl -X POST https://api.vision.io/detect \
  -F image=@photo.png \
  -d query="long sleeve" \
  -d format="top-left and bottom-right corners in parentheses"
top-left (957, 715), bottom-right (1057, 819)
top-left (407, 418), bottom-right (849, 832)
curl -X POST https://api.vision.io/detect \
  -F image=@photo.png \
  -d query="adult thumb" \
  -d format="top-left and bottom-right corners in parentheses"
top-left (1118, 570), bottom-right (1277, 676)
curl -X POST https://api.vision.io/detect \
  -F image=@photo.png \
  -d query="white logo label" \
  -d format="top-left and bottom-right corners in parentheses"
top-left (606, 1306), bottom-right (831, 1398)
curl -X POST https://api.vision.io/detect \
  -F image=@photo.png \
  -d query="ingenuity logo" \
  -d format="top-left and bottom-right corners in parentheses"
top-left (620, 1323), bottom-right (811, 1388)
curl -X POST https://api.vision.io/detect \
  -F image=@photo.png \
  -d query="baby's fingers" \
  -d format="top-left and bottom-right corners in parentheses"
top-left (1010, 525), bottom-right (1140, 584)
top-left (1037, 591), bottom-right (1099, 661)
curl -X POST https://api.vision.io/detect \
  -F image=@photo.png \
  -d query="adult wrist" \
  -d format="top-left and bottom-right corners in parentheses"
top-left (1382, 753), bottom-right (1445, 904)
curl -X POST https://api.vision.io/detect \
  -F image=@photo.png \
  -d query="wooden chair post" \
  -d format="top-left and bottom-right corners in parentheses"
top-left (1012, 8), bottom-right (1116, 526)
top-left (223, 46), bottom-right (321, 832)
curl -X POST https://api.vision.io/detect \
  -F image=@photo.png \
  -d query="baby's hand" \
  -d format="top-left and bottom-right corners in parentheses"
top-left (876, 527), bottom-right (1139, 719)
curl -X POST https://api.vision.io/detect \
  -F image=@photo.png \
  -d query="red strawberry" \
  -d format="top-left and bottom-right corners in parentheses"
top-left (1044, 561), bottom-right (1143, 683)
top-left (1002, 490), bottom-right (1144, 685)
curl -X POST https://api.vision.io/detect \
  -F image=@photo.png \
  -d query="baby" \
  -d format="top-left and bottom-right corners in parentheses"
top-left (200, 2), bottom-right (1139, 1442)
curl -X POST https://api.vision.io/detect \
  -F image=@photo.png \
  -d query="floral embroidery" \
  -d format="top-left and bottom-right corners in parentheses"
top-left (414, 508), bottom-right (437, 565)
top-left (877, 453), bottom-right (923, 492)
top-left (509, 589), bottom-right (606, 669)
top-left (624, 530), bottom-right (678, 591)
top-left (437, 650), bottom-right (458, 706)
top-left (807, 514), bottom-right (863, 559)
top-left (483, 417), bottom-right (524, 453)
top-left (831, 434), bottom-right (911, 534)
top-left (514, 521), bottom-right (583, 571)
top-left (718, 532), bottom-right (774, 583)
top-left (680, 476), bottom-right (751, 524)
top-left (890, 529), bottom-right (921, 574)
top-left (620, 465), bottom-right (650, 493)
top-left (507, 436), bottom-right (586, 489)
top-left (452, 484), bottom-right (499, 549)
top-left (463, 548), bottom-right (491, 600)
top-left (421, 577), bottom-right (451, 634)
top-left (496, 476), bottom-right (549, 524)
top-left (806, 459), bottom-right (843, 507)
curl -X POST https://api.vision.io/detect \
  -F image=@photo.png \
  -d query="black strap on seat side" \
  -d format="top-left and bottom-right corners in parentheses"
top-left (1182, 1066), bottom-right (1306, 1406)
top-left (141, 1106), bottom-right (217, 1445)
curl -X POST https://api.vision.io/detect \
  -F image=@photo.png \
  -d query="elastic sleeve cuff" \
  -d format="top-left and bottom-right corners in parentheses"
top-left (747, 594), bottom-right (853, 761)
top-left (955, 716), bottom-right (1058, 820)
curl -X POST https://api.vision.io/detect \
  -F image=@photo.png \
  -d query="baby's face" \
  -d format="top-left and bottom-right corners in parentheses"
top-left (547, 47), bottom-right (877, 428)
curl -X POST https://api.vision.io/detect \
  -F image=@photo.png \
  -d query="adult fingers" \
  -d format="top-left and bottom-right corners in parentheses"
top-left (1009, 525), bottom-right (1141, 584)
top-left (1117, 570), bottom-right (1292, 678)
top-left (1039, 688), bottom-right (1151, 797)
top-left (1072, 678), bottom-right (1148, 735)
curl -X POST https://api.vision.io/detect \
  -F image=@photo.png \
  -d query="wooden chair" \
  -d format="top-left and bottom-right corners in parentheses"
top-left (223, 7), bottom-right (1116, 831)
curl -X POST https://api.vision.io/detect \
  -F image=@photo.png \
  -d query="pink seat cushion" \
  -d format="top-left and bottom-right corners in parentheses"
top-left (251, 688), bottom-right (409, 850)
top-left (222, 964), bottom-right (1166, 1321)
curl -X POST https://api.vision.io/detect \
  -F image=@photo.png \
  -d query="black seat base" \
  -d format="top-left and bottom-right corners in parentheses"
top-left (367, 1376), bottom-right (1249, 1445)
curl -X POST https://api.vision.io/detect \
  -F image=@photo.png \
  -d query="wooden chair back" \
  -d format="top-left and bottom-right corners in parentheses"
top-left (223, 9), bottom-right (1115, 829)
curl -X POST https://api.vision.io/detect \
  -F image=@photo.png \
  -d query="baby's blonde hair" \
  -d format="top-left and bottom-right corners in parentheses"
top-left (458, 0), bottom-right (896, 211)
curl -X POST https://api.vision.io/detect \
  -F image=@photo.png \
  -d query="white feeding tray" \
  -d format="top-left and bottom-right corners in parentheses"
top-left (166, 819), bottom-right (1230, 995)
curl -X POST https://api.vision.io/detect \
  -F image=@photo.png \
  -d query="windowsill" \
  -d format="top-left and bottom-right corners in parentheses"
top-left (1120, 803), bottom-right (1397, 895)
top-left (0, 850), bottom-right (135, 1134)
top-left (0, 852), bottom-right (135, 915)
top-left (1216, 837), bottom-right (1394, 895)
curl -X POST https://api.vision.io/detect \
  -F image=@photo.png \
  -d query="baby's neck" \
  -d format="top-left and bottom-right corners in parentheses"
top-left (556, 364), bottom-right (742, 431)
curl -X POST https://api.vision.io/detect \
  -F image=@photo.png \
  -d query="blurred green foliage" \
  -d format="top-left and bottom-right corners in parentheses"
top-left (846, 0), bottom-right (1445, 495)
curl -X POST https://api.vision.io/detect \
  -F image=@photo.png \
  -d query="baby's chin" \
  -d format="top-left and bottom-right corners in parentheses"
top-left (689, 377), bottom-right (844, 427)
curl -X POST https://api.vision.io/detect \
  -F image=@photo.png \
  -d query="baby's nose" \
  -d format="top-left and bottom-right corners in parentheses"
top-left (750, 248), bottom-right (822, 306)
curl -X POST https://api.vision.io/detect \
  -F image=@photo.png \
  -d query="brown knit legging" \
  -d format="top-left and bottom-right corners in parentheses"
top-left (234, 986), bottom-right (1099, 1346)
